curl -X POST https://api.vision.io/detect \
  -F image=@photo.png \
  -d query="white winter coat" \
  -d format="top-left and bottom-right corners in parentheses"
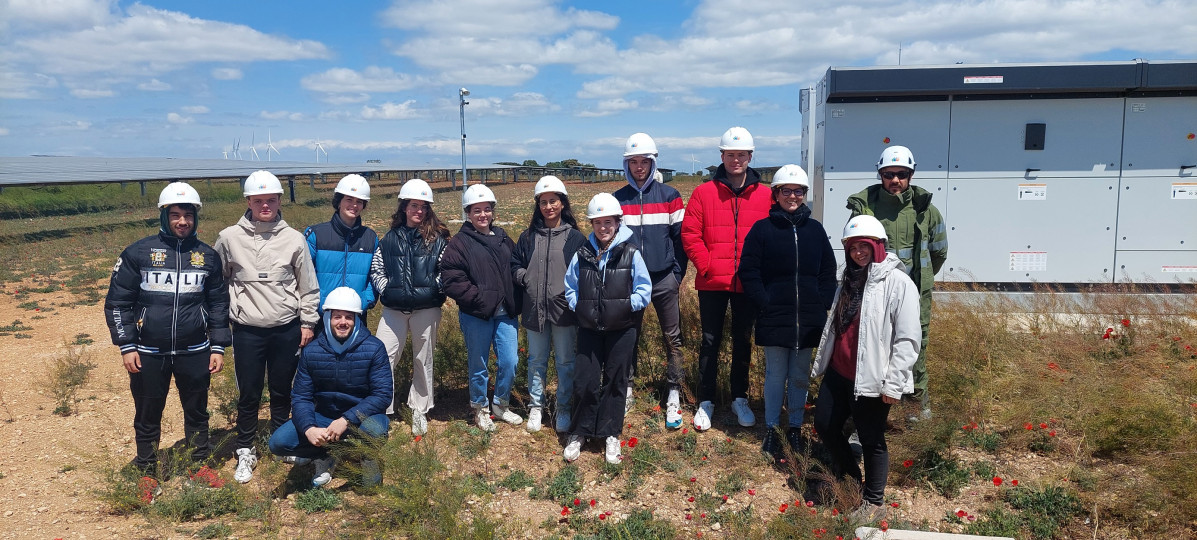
top-left (812, 253), bottom-right (921, 400)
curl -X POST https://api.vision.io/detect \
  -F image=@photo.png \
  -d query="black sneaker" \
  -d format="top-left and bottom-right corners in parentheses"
top-left (785, 427), bottom-right (805, 454)
top-left (761, 427), bottom-right (782, 459)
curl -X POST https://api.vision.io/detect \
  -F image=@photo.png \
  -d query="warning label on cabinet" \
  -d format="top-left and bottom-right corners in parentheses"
top-left (1161, 266), bottom-right (1197, 273)
top-left (1010, 251), bottom-right (1047, 272)
top-left (1172, 183), bottom-right (1197, 200)
top-left (1018, 184), bottom-right (1047, 201)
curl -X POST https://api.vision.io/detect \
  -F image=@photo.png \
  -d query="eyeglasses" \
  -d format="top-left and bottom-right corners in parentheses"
top-left (778, 187), bottom-right (807, 197)
top-left (880, 170), bottom-right (911, 180)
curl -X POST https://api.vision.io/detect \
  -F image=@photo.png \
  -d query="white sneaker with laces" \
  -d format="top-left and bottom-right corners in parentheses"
top-left (624, 385), bottom-right (634, 415)
top-left (604, 436), bottom-right (622, 465)
top-left (665, 388), bottom-right (683, 429)
top-left (526, 407), bottom-right (542, 433)
top-left (411, 411), bottom-right (428, 436)
top-left (492, 403), bottom-right (524, 425)
top-left (563, 434), bottom-right (584, 462)
top-left (731, 397), bottom-right (756, 427)
top-left (312, 456), bottom-right (336, 487)
top-left (233, 447), bottom-right (257, 484)
top-left (694, 401), bottom-right (714, 431)
top-left (474, 405), bottom-right (496, 432)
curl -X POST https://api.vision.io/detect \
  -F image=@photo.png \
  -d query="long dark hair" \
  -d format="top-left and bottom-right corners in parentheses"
top-left (390, 198), bottom-right (449, 246)
top-left (832, 259), bottom-right (869, 335)
top-left (529, 193), bottom-right (579, 230)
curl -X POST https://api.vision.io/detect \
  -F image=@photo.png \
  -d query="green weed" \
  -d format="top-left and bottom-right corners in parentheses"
top-left (43, 345), bottom-right (95, 416)
top-left (498, 469), bottom-right (535, 491)
top-left (196, 522), bottom-right (233, 539)
top-left (294, 488), bottom-right (342, 513)
top-left (533, 464), bottom-right (582, 504)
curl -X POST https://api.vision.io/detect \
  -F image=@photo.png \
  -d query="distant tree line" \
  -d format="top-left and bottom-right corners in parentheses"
top-left (493, 159), bottom-right (597, 168)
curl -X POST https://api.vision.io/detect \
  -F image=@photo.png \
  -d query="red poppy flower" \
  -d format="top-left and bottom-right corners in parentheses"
top-left (880, 520), bottom-right (889, 531)
top-left (686, 513), bottom-right (692, 520)
top-left (589, 499), bottom-right (596, 507)
top-left (806, 500), bottom-right (814, 507)
top-left (722, 495), bottom-right (728, 502)
top-left (599, 514), bottom-right (606, 520)
top-left (652, 405), bottom-right (661, 412)
top-left (902, 460), bottom-right (913, 468)
top-left (891, 502), bottom-right (899, 508)
top-left (700, 512), bottom-right (706, 518)
top-left (747, 489), bottom-right (755, 496)
top-left (561, 506), bottom-right (570, 516)
top-left (1049, 430), bottom-right (1057, 437)
top-left (690, 477), bottom-right (696, 482)
top-left (1121, 319), bottom-right (1130, 327)
top-left (956, 510), bottom-right (967, 517)
top-left (682, 428), bottom-right (689, 434)
top-left (993, 477), bottom-right (1003, 486)
top-left (620, 440), bottom-right (627, 447)
top-left (688, 496), bottom-right (695, 502)
top-left (1024, 422), bottom-right (1034, 430)
top-left (414, 435), bottom-right (422, 442)
top-left (701, 456), bottom-right (708, 461)
top-left (1011, 480), bottom-right (1019, 486)
top-left (573, 498), bottom-right (581, 506)
top-left (779, 503), bottom-right (789, 513)
top-left (831, 508), bottom-right (839, 516)
top-left (1039, 422), bottom-right (1048, 429)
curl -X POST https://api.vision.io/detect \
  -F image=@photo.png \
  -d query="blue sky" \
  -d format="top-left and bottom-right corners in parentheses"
top-left (1, 0), bottom-right (1194, 173)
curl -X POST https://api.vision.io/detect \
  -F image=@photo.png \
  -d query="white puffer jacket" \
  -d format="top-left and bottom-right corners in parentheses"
top-left (812, 253), bottom-right (921, 400)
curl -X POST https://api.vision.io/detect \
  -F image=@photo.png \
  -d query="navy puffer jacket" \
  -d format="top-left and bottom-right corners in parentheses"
top-left (291, 317), bottom-right (393, 434)
top-left (738, 204), bottom-right (838, 349)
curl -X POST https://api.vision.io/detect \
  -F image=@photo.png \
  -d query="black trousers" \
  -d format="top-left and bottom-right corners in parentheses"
top-left (232, 320), bottom-right (301, 449)
top-left (571, 327), bottom-right (638, 439)
top-left (813, 369), bottom-right (893, 506)
top-left (129, 350), bottom-right (212, 469)
top-left (696, 290), bottom-right (756, 403)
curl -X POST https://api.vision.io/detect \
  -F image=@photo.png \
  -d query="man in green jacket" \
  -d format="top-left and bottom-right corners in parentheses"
top-left (847, 146), bottom-right (947, 419)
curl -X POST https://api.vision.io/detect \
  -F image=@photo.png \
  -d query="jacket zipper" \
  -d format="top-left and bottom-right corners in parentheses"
top-left (541, 228), bottom-right (552, 328)
top-left (792, 222), bottom-right (801, 341)
top-left (172, 240), bottom-right (181, 353)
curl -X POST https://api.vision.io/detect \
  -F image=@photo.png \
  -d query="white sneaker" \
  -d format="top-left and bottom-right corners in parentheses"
top-left (563, 435), bottom-right (584, 462)
top-left (665, 388), bottom-right (683, 429)
top-left (233, 447), bottom-right (257, 484)
top-left (492, 403), bottom-right (523, 425)
top-left (732, 397), bottom-right (756, 427)
top-left (281, 455), bottom-right (311, 466)
top-left (411, 411), bottom-right (428, 436)
top-left (555, 409), bottom-right (572, 432)
top-left (526, 407), bottom-right (542, 433)
top-left (312, 456), bottom-right (336, 487)
top-left (474, 405), bottom-right (496, 432)
top-left (694, 401), bottom-right (714, 431)
top-left (604, 436), bottom-right (622, 465)
top-left (624, 385), bottom-right (634, 415)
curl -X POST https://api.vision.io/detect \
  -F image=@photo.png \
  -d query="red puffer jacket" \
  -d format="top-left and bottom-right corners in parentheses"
top-left (681, 165), bottom-right (773, 292)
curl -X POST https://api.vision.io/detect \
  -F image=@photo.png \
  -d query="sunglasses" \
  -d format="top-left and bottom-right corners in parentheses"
top-left (880, 170), bottom-right (911, 180)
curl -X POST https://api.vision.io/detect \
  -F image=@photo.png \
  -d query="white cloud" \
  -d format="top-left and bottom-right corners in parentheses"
top-left (137, 78), bottom-right (171, 91)
top-left (0, 71), bottom-right (58, 99)
top-left (166, 112), bottom-right (192, 124)
top-left (319, 93), bottom-right (371, 105)
top-left (455, 92), bottom-right (561, 117)
top-left (576, 98), bottom-right (638, 118)
top-left (260, 110), bottom-right (306, 121)
top-left (361, 100), bottom-right (423, 120)
top-left (0, 127), bottom-right (9, 136)
top-left (211, 68), bottom-right (243, 80)
top-left (301, 66), bottom-right (418, 93)
top-left (180, 105), bottom-right (209, 114)
top-left (735, 99), bottom-right (781, 112)
top-left (1, 0), bottom-right (113, 30)
top-left (70, 88), bottom-right (114, 98)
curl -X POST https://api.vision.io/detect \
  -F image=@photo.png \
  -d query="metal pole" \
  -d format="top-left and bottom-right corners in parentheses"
top-left (459, 88), bottom-right (470, 191)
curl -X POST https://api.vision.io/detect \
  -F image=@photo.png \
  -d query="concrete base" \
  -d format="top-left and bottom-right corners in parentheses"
top-left (855, 527), bottom-right (1015, 540)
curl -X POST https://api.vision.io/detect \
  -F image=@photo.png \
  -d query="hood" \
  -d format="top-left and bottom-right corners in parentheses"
top-left (589, 221), bottom-right (634, 252)
top-left (536, 223), bottom-right (575, 237)
top-left (767, 202), bottom-right (810, 226)
top-left (238, 209), bottom-right (289, 235)
top-left (622, 154), bottom-right (659, 193)
top-left (713, 164), bottom-right (762, 193)
top-left (158, 206), bottom-right (199, 240)
top-left (459, 221), bottom-right (508, 246)
top-left (330, 212), bottom-right (364, 238)
top-left (867, 252), bottom-right (908, 283)
top-left (320, 311), bottom-right (369, 355)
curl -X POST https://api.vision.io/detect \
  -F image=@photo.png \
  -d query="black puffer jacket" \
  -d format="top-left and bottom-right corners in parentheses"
top-left (105, 231), bottom-right (231, 355)
top-left (440, 222), bottom-right (520, 320)
top-left (511, 224), bottom-right (587, 331)
top-left (738, 204), bottom-right (837, 349)
top-left (372, 226), bottom-right (448, 311)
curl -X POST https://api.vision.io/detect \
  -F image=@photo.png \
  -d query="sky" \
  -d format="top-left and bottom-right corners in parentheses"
top-left (1, 0), bottom-right (1194, 173)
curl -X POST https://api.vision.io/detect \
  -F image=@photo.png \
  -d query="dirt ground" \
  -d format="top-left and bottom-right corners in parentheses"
top-left (0, 276), bottom-right (1094, 539)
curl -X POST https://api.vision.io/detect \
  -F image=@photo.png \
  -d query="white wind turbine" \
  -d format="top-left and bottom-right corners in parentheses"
top-left (314, 140), bottom-right (328, 163)
top-left (233, 138), bottom-right (242, 160)
top-left (266, 130), bottom-right (281, 161)
top-left (249, 133), bottom-right (261, 161)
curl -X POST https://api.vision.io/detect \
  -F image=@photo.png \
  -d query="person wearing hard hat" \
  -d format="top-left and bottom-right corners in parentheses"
top-left (561, 193), bottom-right (652, 464)
top-left (811, 215), bottom-right (920, 524)
top-left (305, 174), bottom-right (379, 312)
top-left (738, 165), bottom-right (837, 460)
top-left (681, 127), bottom-right (774, 431)
top-left (268, 287), bottom-right (392, 488)
top-left (215, 170), bottom-right (320, 484)
top-left (105, 182), bottom-right (230, 476)
top-left (612, 133), bottom-right (689, 429)
top-left (369, 178), bottom-right (450, 435)
top-left (440, 184), bottom-right (523, 432)
top-left (511, 176), bottom-right (587, 433)
top-left (846, 146), bottom-right (947, 420)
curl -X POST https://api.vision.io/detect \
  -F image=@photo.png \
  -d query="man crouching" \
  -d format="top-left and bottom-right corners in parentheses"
top-left (268, 287), bottom-right (393, 487)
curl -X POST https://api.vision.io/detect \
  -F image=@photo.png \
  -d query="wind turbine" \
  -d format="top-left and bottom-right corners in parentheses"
top-left (249, 132), bottom-right (261, 161)
top-left (315, 140), bottom-right (328, 163)
top-left (266, 130), bottom-right (281, 161)
top-left (690, 154), bottom-right (700, 174)
top-left (233, 138), bottom-right (242, 160)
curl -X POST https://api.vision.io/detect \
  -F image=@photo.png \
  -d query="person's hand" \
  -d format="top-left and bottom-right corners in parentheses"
top-left (122, 351), bottom-right (141, 373)
top-left (299, 327), bottom-right (315, 347)
top-left (305, 426), bottom-right (327, 447)
top-left (325, 417), bottom-right (349, 442)
top-left (881, 394), bottom-right (900, 405)
top-left (209, 353), bottom-right (224, 374)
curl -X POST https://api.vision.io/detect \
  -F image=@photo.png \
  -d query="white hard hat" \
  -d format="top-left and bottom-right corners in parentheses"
top-left (842, 215), bottom-right (888, 243)
top-left (244, 170), bottom-right (284, 197)
top-left (462, 183), bottom-right (497, 209)
top-left (718, 126), bottom-right (755, 151)
top-left (771, 164), bottom-right (809, 188)
top-left (323, 286), bottom-right (363, 314)
top-left (398, 178), bottom-right (435, 203)
top-left (534, 175), bottom-right (568, 198)
top-left (335, 174), bottom-right (371, 200)
top-left (623, 132), bottom-right (659, 157)
top-left (158, 182), bottom-right (202, 209)
top-left (876, 146), bottom-right (916, 171)
top-left (586, 193), bottom-right (623, 219)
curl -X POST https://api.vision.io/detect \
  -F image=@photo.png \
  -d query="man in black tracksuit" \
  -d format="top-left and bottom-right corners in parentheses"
top-left (105, 183), bottom-right (230, 473)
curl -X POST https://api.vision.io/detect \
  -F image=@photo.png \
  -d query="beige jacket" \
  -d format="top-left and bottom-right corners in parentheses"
top-left (215, 211), bottom-right (320, 328)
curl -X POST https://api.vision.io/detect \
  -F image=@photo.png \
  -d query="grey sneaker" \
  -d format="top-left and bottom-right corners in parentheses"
top-left (731, 397), bottom-right (756, 427)
top-left (233, 447), bottom-right (257, 484)
top-left (850, 501), bottom-right (887, 524)
top-left (563, 435), bottom-right (583, 462)
top-left (491, 402), bottom-right (523, 425)
top-left (848, 430), bottom-right (863, 459)
top-left (474, 405), bottom-right (496, 432)
top-left (312, 456), bottom-right (336, 487)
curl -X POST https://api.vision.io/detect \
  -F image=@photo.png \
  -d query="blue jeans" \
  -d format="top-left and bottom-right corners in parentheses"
top-left (763, 346), bottom-right (812, 428)
top-left (459, 312), bottom-right (519, 408)
top-left (526, 324), bottom-right (577, 409)
top-left (268, 412), bottom-right (390, 459)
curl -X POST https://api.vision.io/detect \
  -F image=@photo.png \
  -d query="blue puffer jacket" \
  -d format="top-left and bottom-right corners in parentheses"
top-left (291, 314), bottom-right (393, 434)
top-left (305, 214), bottom-right (378, 311)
